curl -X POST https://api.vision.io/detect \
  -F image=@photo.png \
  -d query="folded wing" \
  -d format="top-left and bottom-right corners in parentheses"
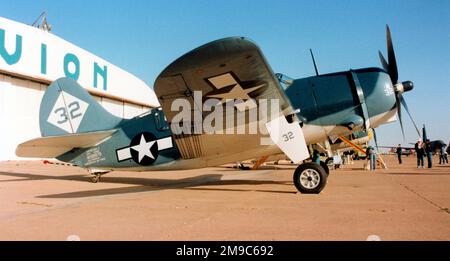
top-left (154, 37), bottom-right (309, 165)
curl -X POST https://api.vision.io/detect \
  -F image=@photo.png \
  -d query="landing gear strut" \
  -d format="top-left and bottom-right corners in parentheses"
top-left (293, 162), bottom-right (327, 194)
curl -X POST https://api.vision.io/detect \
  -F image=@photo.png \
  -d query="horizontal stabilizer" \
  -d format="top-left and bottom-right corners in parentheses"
top-left (16, 130), bottom-right (117, 158)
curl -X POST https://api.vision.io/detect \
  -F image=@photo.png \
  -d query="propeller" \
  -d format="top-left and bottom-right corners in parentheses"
top-left (378, 25), bottom-right (420, 139)
top-left (400, 94), bottom-right (421, 136)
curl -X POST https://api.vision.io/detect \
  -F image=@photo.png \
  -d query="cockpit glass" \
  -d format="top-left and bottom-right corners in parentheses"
top-left (275, 73), bottom-right (294, 90)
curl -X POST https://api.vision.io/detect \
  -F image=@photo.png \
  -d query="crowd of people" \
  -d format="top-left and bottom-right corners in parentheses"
top-left (311, 140), bottom-right (449, 172)
top-left (365, 140), bottom-right (449, 171)
top-left (392, 140), bottom-right (449, 169)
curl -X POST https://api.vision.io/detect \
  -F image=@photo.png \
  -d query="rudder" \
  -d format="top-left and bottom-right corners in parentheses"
top-left (40, 77), bottom-right (122, 136)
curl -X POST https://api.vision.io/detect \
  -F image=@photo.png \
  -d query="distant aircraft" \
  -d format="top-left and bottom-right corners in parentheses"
top-left (381, 125), bottom-right (446, 154)
top-left (16, 25), bottom-right (415, 194)
top-left (385, 147), bottom-right (415, 156)
top-left (420, 125), bottom-right (446, 153)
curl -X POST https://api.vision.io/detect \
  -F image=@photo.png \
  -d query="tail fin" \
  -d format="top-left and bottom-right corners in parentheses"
top-left (40, 77), bottom-right (122, 136)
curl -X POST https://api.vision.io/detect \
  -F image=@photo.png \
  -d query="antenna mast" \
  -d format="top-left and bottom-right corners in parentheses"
top-left (309, 49), bottom-right (319, 76)
top-left (31, 11), bottom-right (52, 32)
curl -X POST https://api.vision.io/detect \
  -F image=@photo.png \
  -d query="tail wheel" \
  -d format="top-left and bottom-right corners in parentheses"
top-left (91, 174), bottom-right (101, 183)
top-left (293, 163), bottom-right (327, 194)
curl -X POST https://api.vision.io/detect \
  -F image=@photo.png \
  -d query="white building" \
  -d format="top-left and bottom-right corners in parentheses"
top-left (0, 16), bottom-right (158, 160)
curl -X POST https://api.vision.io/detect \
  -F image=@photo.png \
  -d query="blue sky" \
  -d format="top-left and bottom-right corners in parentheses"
top-left (1, 0), bottom-right (449, 147)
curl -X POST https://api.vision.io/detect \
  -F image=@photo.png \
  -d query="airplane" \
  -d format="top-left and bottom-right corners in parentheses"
top-left (16, 25), bottom-right (416, 194)
top-left (419, 124), bottom-right (447, 153)
top-left (385, 147), bottom-right (415, 156)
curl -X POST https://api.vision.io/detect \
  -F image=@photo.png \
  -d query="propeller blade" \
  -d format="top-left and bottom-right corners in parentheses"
top-left (378, 50), bottom-right (389, 72)
top-left (386, 25), bottom-right (398, 83)
top-left (396, 93), bottom-right (405, 139)
top-left (400, 96), bottom-right (421, 137)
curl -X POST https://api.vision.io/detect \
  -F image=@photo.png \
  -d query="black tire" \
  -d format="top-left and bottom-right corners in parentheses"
top-left (293, 162), bottom-right (327, 194)
top-left (320, 160), bottom-right (330, 176)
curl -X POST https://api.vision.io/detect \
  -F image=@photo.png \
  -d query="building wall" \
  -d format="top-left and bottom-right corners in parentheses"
top-left (0, 16), bottom-right (157, 161)
top-left (0, 73), bottom-right (152, 160)
top-left (0, 16), bottom-right (159, 106)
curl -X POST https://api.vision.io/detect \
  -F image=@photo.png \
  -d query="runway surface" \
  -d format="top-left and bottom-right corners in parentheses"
top-left (0, 155), bottom-right (449, 240)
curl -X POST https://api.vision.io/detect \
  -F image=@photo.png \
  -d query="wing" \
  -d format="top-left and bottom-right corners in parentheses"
top-left (154, 37), bottom-right (309, 165)
top-left (16, 130), bottom-right (117, 158)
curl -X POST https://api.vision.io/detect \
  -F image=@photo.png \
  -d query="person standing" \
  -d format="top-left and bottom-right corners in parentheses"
top-left (425, 139), bottom-right (433, 168)
top-left (366, 146), bottom-right (376, 171)
top-left (445, 142), bottom-right (449, 164)
top-left (312, 149), bottom-right (321, 165)
top-left (415, 140), bottom-right (424, 168)
top-left (445, 149), bottom-right (449, 165)
top-left (396, 144), bottom-right (403, 164)
top-left (439, 144), bottom-right (448, 165)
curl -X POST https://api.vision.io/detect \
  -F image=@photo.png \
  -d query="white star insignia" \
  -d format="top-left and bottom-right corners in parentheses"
top-left (207, 83), bottom-right (264, 104)
top-left (131, 134), bottom-right (156, 163)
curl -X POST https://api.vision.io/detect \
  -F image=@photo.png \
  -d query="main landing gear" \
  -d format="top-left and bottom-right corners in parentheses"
top-left (293, 162), bottom-right (328, 194)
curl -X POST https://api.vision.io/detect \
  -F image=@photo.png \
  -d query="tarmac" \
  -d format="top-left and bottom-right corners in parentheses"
top-left (0, 155), bottom-right (449, 241)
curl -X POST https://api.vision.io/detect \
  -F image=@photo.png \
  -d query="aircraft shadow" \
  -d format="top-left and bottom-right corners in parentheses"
top-left (0, 171), bottom-right (296, 198)
top-left (0, 171), bottom-right (86, 182)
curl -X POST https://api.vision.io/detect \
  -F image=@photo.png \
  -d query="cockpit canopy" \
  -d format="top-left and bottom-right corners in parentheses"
top-left (275, 73), bottom-right (294, 90)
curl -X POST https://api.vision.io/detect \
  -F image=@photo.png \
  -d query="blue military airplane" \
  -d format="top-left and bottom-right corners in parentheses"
top-left (16, 25), bottom-right (416, 194)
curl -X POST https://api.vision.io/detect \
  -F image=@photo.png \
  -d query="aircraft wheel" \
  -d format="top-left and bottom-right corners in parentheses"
top-left (91, 174), bottom-right (101, 183)
top-left (320, 161), bottom-right (330, 176)
top-left (293, 163), bottom-right (327, 194)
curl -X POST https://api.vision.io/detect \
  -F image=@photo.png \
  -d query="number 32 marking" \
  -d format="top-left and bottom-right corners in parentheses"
top-left (54, 101), bottom-right (82, 124)
top-left (282, 131), bottom-right (294, 142)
